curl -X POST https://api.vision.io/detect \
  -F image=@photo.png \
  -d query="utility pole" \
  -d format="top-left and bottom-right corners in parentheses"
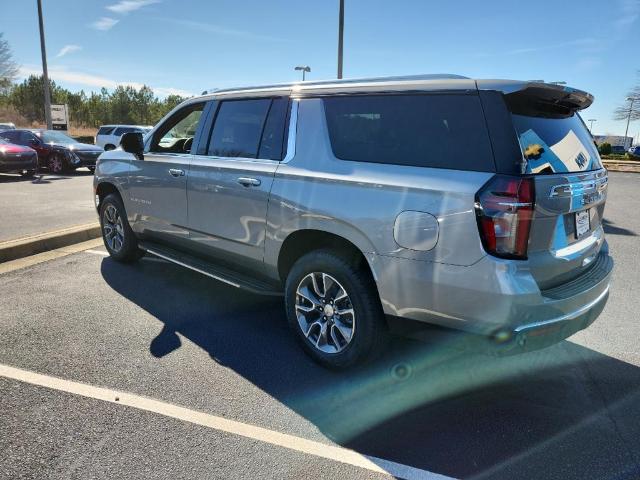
top-left (588, 118), bottom-right (597, 133)
top-left (337, 0), bottom-right (344, 79)
top-left (624, 97), bottom-right (635, 148)
top-left (37, 0), bottom-right (52, 130)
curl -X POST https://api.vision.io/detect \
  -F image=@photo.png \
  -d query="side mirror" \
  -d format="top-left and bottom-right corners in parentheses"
top-left (120, 132), bottom-right (144, 160)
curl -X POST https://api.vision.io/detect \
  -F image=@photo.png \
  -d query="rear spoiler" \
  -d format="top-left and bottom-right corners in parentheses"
top-left (476, 80), bottom-right (594, 118)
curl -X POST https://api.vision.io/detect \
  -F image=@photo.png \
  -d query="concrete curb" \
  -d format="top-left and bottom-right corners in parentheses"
top-left (0, 223), bottom-right (101, 263)
top-left (602, 160), bottom-right (640, 173)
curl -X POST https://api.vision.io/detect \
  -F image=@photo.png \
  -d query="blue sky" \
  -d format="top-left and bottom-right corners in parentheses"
top-left (3, 0), bottom-right (640, 137)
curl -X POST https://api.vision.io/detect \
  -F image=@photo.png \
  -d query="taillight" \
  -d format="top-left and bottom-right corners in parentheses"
top-left (475, 175), bottom-right (535, 259)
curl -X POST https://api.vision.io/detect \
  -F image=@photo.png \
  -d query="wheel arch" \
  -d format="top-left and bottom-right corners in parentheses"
top-left (276, 229), bottom-right (378, 288)
top-left (95, 181), bottom-right (123, 212)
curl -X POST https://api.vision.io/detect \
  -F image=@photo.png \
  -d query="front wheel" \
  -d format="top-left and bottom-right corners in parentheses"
top-left (47, 153), bottom-right (66, 174)
top-left (285, 250), bottom-right (386, 369)
top-left (100, 193), bottom-right (143, 263)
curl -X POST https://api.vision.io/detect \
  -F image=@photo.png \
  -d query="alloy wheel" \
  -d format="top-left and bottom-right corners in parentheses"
top-left (103, 204), bottom-right (125, 253)
top-left (295, 272), bottom-right (355, 354)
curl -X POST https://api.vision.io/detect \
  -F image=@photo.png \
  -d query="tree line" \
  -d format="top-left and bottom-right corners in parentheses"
top-left (0, 74), bottom-right (187, 128)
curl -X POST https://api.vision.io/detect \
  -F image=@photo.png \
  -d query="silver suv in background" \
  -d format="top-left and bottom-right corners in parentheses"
top-left (95, 125), bottom-right (152, 151)
top-left (93, 75), bottom-right (613, 369)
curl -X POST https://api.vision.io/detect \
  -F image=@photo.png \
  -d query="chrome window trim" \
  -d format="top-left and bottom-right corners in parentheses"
top-left (192, 98), bottom-right (297, 165)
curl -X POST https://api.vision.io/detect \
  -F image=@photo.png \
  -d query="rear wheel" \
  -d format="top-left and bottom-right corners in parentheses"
top-left (104, 144), bottom-right (116, 151)
top-left (100, 193), bottom-right (143, 263)
top-left (285, 250), bottom-right (386, 369)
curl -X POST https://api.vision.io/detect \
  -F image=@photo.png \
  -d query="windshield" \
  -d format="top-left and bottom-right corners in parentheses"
top-left (512, 113), bottom-right (603, 174)
top-left (39, 131), bottom-right (76, 144)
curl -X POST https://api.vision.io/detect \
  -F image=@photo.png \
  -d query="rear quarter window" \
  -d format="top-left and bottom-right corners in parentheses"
top-left (98, 127), bottom-right (115, 135)
top-left (323, 94), bottom-right (495, 172)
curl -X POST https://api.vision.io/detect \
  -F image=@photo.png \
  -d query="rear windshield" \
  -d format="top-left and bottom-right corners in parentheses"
top-left (323, 94), bottom-right (495, 172)
top-left (512, 114), bottom-right (603, 174)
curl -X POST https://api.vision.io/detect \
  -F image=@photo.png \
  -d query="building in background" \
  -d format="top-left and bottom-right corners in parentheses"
top-left (593, 135), bottom-right (634, 148)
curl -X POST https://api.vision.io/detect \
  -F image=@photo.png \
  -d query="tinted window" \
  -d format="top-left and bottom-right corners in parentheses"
top-left (323, 94), bottom-right (495, 171)
top-left (208, 99), bottom-right (271, 158)
top-left (258, 98), bottom-right (289, 160)
top-left (512, 114), bottom-right (603, 174)
top-left (1, 131), bottom-right (18, 142)
top-left (98, 127), bottom-right (115, 135)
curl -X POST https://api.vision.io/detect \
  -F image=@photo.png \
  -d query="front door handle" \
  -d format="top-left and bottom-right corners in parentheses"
top-left (237, 177), bottom-right (261, 187)
top-left (169, 168), bottom-right (185, 177)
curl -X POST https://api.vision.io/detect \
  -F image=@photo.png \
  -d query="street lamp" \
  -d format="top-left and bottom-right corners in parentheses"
top-left (294, 65), bottom-right (311, 81)
top-left (588, 118), bottom-right (597, 133)
top-left (624, 96), bottom-right (635, 148)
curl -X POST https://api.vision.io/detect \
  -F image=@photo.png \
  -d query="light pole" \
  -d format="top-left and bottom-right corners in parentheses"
top-left (588, 118), bottom-right (597, 133)
top-left (624, 96), bottom-right (635, 149)
top-left (337, 0), bottom-right (344, 79)
top-left (294, 65), bottom-right (311, 81)
top-left (36, 0), bottom-right (52, 130)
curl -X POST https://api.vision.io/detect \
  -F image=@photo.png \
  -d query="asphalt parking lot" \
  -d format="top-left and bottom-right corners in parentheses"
top-left (0, 172), bottom-right (638, 480)
top-left (0, 170), bottom-right (95, 242)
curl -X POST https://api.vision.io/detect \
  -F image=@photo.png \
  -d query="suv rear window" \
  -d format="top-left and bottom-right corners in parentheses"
top-left (323, 94), bottom-right (495, 172)
top-left (512, 114), bottom-right (603, 174)
top-left (98, 127), bottom-right (115, 135)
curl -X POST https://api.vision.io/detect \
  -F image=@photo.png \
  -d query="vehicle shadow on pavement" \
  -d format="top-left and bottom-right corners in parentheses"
top-left (100, 257), bottom-right (640, 480)
top-left (602, 218), bottom-right (638, 237)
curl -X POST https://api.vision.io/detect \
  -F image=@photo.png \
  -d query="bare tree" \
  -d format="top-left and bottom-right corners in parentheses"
top-left (0, 33), bottom-right (18, 93)
top-left (613, 71), bottom-right (640, 123)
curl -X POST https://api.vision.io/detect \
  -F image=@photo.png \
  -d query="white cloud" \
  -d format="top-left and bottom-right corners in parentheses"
top-left (91, 17), bottom-right (119, 31)
top-left (106, 0), bottom-right (161, 14)
top-left (18, 65), bottom-right (193, 98)
top-left (160, 18), bottom-right (282, 42)
top-left (154, 87), bottom-right (196, 97)
top-left (55, 45), bottom-right (82, 58)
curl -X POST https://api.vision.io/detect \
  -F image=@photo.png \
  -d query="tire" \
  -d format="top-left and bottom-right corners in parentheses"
top-left (104, 144), bottom-right (116, 151)
top-left (285, 250), bottom-right (386, 369)
top-left (21, 170), bottom-right (36, 178)
top-left (100, 193), bottom-right (144, 263)
top-left (47, 153), bottom-right (66, 174)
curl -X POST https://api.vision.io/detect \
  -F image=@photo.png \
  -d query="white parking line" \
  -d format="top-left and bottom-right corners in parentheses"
top-left (84, 249), bottom-right (109, 256)
top-left (0, 363), bottom-right (454, 480)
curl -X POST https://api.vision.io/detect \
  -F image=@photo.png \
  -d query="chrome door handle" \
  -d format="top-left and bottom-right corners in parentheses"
top-left (169, 168), bottom-right (185, 177)
top-left (237, 177), bottom-right (261, 187)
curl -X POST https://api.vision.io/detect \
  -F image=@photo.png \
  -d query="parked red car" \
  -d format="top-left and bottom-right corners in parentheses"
top-left (0, 138), bottom-right (38, 178)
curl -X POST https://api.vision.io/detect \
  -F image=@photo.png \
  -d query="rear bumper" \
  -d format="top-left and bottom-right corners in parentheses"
top-left (368, 242), bottom-right (613, 347)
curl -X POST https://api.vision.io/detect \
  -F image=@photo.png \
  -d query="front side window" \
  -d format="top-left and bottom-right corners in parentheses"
top-left (323, 94), bottom-right (495, 171)
top-left (208, 99), bottom-right (271, 158)
top-left (150, 103), bottom-right (204, 154)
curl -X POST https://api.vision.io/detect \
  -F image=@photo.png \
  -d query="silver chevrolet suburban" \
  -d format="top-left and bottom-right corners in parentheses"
top-left (93, 74), bottom-right (613, 369)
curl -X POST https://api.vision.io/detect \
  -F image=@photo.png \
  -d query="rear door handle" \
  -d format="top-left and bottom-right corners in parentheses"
top-left (237, 177), bottom-right (261, 187)
top-left (169, 168), bottom-right (185, 177)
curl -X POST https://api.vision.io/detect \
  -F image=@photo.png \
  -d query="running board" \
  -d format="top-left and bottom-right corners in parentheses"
top-left (138, 241), bottom-right (283, 296)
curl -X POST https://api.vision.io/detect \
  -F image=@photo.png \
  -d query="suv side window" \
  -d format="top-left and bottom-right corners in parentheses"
top-left (98, 126), bottom-right (115, 135)
top-left (258, 98), bottom-right (289, 160)
top-left (323, 94), bottom-right (495, 172)
top-left (149, 103), bottom-right (205, 154)
top-left (207, 99), bottom-right (272, 158)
